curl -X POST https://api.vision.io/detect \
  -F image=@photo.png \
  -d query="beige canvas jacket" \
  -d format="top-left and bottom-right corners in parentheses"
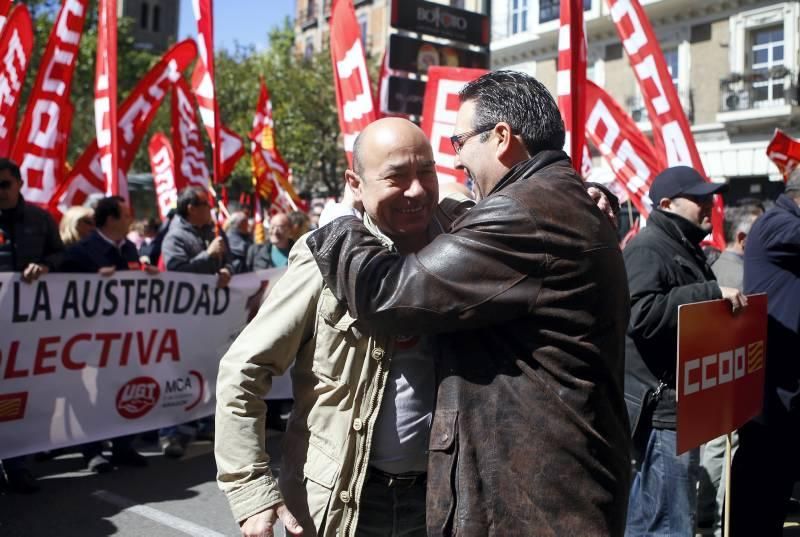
top-left (216, 198), bottom-right (470, 537)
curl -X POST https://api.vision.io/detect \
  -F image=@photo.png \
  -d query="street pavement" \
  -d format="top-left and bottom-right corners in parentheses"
top-left (0, 431), bottom-right (286, 537)
top-left (2, 429), bottom-right (800, 537)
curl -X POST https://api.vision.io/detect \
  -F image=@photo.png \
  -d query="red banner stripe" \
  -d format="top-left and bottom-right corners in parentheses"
top-left (0, 5), bottom-right (34, 157)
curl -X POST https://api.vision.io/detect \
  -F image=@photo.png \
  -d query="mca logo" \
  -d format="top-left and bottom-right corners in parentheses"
top-left (116, 377), bottom-right (160, 419)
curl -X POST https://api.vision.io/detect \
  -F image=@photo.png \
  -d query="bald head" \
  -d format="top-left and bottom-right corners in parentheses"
top-left (345, 118), bottom-right (439, 249)
top-left (352, 118), bottom-right (432, 178)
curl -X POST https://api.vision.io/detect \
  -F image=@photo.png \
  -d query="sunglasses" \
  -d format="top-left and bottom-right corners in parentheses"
top-left (0, 180), bottom-right (16, 190)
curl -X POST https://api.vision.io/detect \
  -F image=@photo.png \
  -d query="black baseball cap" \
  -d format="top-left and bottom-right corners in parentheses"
top-left (649, 166), bottom-right (727, 203)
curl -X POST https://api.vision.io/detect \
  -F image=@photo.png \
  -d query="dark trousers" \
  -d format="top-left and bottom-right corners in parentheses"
top-left (730, 418), bottom-right (800, 537)
top-left (356, 470), bottom-right (426, 537)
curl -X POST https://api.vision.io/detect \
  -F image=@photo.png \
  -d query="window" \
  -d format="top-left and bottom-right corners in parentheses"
top-left (750, 25), bottom-right (784, 103)
top-left (304, 37), bottom-right (314, 60)
top-left (140, 2), bottom-right (149, 30)
top-left (152, 5), bottom-right (161, 32)
top-left (509, 0), bottom-right (527, 35)
top-left (358, 14), bottom-right (368, 48)
top-left (539, 0), bottom-right (591, 24)
top-left (663, 48), bottom-right (679, 89)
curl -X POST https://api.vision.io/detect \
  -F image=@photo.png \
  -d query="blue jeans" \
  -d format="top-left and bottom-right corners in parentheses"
top-left (355, 471), bottom-right (426, 537)
top-left (626, 428), bottom-right (699, 537)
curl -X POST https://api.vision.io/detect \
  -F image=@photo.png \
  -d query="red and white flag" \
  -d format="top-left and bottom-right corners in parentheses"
top-left (172, 76), bottom-right (210, 191)
top-left (585, 80), bottom-right (660, 216)
top-left (0, 4), bottom-right (34, 157)
top-left (12, 0), bottom-right (89, 207)
top-left (95, 0), bottom-right (120, 197)
top-left (766, 129), bottom-right (800, 181)
top-left (50, 40), bottom-right (198, 218)
top-left (557, 0), bottom-right (591, 176)
top-left (0, 0), bottom-right (12, 32)
top-left (606, 0), bottom-right (724, 248)
top-left (330, 0), bottom-right (377, 165)
top-left (250, 79), bottom-right (304, 211)
top-left (190, 0), bottom-right (243, 182)
top-left (148, 133), bottom-right (178, 221)
top-left (420, 66), bottom-right (488, 185)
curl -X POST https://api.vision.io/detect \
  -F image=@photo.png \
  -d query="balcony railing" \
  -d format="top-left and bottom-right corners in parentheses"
top-left (719, 68), bottom-right (798, 112)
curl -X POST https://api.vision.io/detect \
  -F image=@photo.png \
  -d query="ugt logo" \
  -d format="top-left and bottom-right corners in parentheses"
top-left (116, 376), bottom-right (160, 419)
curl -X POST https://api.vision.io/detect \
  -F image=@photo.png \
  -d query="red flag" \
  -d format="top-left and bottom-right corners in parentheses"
top-left (95, 0), bottom-right (120, 197)
top-left (557, 0), bottom-right (589, 175)
top-left (330, 0), bottom-right (377, 165)
top-left (12, 0), bottom-right (89, 207)
top-left (585, 80), bottom-right (660, 217)
top-left (148, 133), bottom-right (177, 221)
top-left (250, 79), bottom-right (305, 210)
top-left (50, 40), bottom-right (198, 217)
top-left (766, 129), bottom-right (800, 181)
top-left (420, 66), bottom-right (488, 185)
top-left (190, 0), bottom-right (243, 183)
top-left (0, 5), bottom-right (34, 157)
top-left (606, 0), bottom-right (724, 248)
top-left (172, 77), bottom-right (210, 191)
top-left (0, 0), bottom-right (12, 31)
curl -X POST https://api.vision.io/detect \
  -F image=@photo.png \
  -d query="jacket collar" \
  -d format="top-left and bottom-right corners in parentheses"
top-left (487, 150), bottom-right (570, 197)
top-left (362, 212), bottom-right (397, 251)
top-left (776, 193), bottom-right (800, 217)
top-left (648, 209), bottom-right (714, 274)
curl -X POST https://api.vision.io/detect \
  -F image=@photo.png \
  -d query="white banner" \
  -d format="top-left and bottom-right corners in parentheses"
top-left (0, 268), bottom-right (286, 459)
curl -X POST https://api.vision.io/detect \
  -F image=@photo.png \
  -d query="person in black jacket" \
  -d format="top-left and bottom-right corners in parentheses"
top-left (224, 211), bottom-right (252, 274)
top-left (729, 173), bottom-right (800, 537)
top-left (60, 196), bottom-right (153, 472)
top-left (0, 158), bottom-right (64, 494)
top-left (623, 167), bottom-right (746, 537)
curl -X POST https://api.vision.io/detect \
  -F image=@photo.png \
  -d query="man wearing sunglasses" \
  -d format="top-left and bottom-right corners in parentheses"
top-left (0, 158), bottom-right (63, 494)
top-left (305, 71), bottom-right (632, 535)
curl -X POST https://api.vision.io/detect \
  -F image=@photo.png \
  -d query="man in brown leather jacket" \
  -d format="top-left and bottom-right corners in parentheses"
top-left (307, 71), bottom-right (632, 536)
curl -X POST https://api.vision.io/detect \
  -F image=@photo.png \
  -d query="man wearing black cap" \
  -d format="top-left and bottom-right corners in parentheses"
top-left (623, 166), bottom-right (747, 536)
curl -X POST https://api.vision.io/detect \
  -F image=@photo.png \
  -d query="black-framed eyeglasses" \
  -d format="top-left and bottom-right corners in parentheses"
top-left (450, 124), bottom-right (496, 154)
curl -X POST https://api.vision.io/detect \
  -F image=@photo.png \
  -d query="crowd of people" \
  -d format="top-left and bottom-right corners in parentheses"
top-left (0, 162), bottom-right (313, 494)
top-left (1, 70), bottom-right (799, 537)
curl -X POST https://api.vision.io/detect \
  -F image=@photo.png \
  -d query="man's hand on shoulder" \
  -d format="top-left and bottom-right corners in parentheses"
top-left (720, 286), bottom-right (748, 313)
top-left (240, 503), bottom-right (303, 537)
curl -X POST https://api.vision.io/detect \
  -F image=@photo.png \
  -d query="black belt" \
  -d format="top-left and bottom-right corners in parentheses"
top-left (366, 467), bottom-right (426, 488)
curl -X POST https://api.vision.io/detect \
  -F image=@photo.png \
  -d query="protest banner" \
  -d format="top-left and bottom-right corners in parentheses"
top-left (148, 132), bottom-right (177, 221)
top-left (676, 294), bottom-right (767, 455)
top-left (0, 268), bottom-right (285, 459)
top-left (766, 129), bottom-right (800, 181)
top-left (0, 4), bottom-right (34, 158)
top-left (94, 0), bottom-right (120, 198)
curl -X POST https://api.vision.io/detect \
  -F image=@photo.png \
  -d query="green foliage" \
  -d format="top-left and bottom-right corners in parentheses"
top-left (17, 6), bottom-right (347, 198)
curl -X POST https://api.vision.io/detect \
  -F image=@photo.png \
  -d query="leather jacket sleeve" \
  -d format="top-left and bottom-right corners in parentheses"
top-left (306, 194), bottom-right (542, 334)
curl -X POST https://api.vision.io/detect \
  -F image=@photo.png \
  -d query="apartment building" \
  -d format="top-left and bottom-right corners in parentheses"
top-left (491, 0), bottom-right (799, 202)
top-left (295, 0), bottom-right (487, 61)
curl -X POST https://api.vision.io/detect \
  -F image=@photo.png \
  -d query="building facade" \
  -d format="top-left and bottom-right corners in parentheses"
top-left (295, 0), bottom-right (487, 61)
top-left (491, 0), bottom-right (799, 203)
top-left (119, 0), bottom-right (180, 53)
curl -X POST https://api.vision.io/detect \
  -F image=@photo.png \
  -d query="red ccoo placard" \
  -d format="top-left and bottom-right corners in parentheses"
top-left (676, 294), bottom-right (767, 454)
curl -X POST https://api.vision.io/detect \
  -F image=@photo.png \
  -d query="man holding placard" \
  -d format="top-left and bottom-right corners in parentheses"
top-left (623, 167), bottom-right (746, 536)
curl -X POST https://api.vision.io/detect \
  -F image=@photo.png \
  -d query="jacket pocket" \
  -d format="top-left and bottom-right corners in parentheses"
top-left (427, 409), bottom-right (458, 536)
top-left (304, 437), bottom-right (341, 489)
top-left (313, 288), bottom-right (360, 382)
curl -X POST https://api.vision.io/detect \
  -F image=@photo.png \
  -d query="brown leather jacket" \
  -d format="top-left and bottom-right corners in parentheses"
top-left (307, 150), bottom-right (631, 536)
